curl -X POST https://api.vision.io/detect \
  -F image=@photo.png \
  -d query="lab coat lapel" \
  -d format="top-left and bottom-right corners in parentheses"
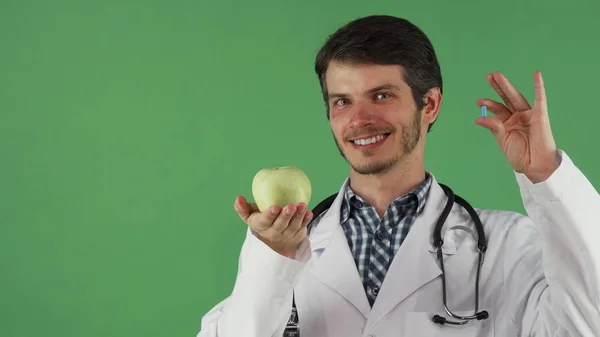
top-left (365, 177), bottom-right (453, 331)
top-left (307, 179), bottom-right (371, 319)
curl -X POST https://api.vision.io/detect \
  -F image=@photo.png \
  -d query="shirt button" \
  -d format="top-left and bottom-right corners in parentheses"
top-left (373, 286), bottom-right (380, 295)
top-left (375, 232), bottom-right (384, 241)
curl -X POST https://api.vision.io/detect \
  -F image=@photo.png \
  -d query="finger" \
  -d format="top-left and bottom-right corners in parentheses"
top-left (492, 72), bottom-right (531, 111)
top-left (234, 196), bottom-right (281, 231)
top-left (487, 73), bottom-right (517, 113)
top-left (293, 209), bottom-right (314, 238)
top-left (271, 204), bottom-right (297, 233)
top-left (533, 70), bottom-right (547, 114)
top-left (249, 204), bottom-right (284, 231)
top-left (294, 223), bottom-right (309, 241)
top-left (234, 196), bottom-right (253, 222)
top-left (475, 116), bottom-right (507, 142)
top-left (282, 202), bottom-right (307, 235)
top-left (300, 210), bottom-right (314, 231)
top-left (477, 99), bottom-right (512, 122)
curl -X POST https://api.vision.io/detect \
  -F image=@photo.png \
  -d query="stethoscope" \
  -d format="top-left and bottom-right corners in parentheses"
top-left (283, 183), bottom-right (489, 336)
top-left (432, 183), bottom-right (489, 325)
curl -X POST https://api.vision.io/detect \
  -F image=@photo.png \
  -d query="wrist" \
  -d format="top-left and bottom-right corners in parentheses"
top-left (274, 248), bottom-right (297, 259)
top-left (256, 235), bottom-right (297, 259)
top-left (525, 151), bottom-right (560, 184)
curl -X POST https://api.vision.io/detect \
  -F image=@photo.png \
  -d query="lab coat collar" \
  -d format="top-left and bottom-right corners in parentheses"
top-left (307, 178), bottom-right (371, 318)
top-left (307, 173), bottom-right (463, 324)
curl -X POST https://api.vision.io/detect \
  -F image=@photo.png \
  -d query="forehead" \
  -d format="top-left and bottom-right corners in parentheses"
top-left (324, 61), bottom-right (408, 93)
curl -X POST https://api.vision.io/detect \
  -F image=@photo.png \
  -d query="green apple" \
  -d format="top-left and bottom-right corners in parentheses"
top-left (252, 166), bottom-right (312, 212)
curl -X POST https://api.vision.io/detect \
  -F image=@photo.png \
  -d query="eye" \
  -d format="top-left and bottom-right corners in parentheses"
top-left (334, 98), bottom-right (349, 106)
top-left (375, 92), bottom-right (391, 100)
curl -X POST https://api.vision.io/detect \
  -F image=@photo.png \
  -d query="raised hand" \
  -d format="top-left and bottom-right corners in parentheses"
top-left (234, 196), bottom-right (313, 259)
top-left (475, 71), bottom-right (560, 183)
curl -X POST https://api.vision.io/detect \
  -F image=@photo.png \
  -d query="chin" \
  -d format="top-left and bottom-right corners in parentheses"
top-left (349, 155), bottom-right (401, 175)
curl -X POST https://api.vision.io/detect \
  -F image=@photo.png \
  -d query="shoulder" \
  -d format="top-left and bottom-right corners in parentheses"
top-left (476, 208), bottom-right (530, 228)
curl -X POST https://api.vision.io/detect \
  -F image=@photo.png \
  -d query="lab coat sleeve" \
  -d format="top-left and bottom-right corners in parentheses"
top-left (196, 228), bottom-right (312, 337)
top-left (509, 150), bottom-right (600, 336)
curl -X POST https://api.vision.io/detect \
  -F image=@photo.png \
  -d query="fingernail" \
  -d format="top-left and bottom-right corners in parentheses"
top-left (287, 205), bottom-right (298, 214)
top-left (270, 208), bottom-right (280, 215)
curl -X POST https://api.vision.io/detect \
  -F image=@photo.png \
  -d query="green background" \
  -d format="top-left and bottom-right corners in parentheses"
top-left (1, 0), bottom-right (599, 336)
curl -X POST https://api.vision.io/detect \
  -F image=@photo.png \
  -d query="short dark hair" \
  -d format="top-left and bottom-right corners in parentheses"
top-left (314, 15), bottom-right (443, 132)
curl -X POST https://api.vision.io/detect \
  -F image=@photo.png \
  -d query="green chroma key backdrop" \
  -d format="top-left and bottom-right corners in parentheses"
top-left (1, 0), bottom-right (599, 336)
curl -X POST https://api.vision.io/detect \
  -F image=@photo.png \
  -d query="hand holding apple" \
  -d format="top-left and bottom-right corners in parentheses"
top-left (233, 166), bottom-right (313, 259)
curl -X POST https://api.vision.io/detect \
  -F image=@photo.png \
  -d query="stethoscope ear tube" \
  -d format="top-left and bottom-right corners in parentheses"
top-left (433, 184), bottom-right (455, 249)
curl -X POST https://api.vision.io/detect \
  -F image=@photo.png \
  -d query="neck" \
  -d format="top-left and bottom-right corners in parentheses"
top-left (348, 155), bottom-right (426, 218)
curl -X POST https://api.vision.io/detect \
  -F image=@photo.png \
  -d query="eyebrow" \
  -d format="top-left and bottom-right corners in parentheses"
top-left (327, 84), bottom-right (402, 100)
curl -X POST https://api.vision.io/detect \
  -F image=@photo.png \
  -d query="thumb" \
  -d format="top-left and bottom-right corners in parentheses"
top-left (475, 117), bottom-right (506, 141)
top-left (234, 196), bottom-right (254, 222)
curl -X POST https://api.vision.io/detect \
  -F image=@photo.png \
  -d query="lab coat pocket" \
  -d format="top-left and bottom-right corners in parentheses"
top-left (401, 309), bottom-right (494, 337)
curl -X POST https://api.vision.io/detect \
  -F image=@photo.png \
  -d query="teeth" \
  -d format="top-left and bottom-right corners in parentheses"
top-left (353, 134), bottom-right (386, 146)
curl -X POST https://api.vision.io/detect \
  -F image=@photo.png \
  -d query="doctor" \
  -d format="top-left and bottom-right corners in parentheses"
top-left (197, 15), bottom-right (600, 336)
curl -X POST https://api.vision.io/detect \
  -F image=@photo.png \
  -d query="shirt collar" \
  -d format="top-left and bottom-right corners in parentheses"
top-left (340, 173), bottom-right (432, 224)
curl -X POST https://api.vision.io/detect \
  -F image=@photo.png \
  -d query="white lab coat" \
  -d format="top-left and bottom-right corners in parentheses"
top-left (197, 150), bottom-right (600, 337)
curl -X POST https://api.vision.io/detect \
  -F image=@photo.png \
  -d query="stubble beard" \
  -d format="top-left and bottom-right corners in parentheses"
top-left (333, 108), bottom-right (422, 176)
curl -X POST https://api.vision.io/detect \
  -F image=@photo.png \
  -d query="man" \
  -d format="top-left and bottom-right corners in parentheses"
top-left (198, 15), bottom-right (600, 337)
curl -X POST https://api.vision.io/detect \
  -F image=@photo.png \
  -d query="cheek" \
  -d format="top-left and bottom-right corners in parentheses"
top-left (332, 125), bottom-right (350, 147)
top-left (329, 117), bottom-right (344, 134)
top-left (331, 124), bottom-right (344, 142)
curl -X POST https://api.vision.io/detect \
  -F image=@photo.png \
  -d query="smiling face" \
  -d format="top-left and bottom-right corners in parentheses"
top-left (326, 61), bottom-right (430, 175)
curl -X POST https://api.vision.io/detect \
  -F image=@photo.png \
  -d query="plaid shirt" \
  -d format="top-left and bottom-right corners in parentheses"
top-left (340, 174), bottom-right (432, 306)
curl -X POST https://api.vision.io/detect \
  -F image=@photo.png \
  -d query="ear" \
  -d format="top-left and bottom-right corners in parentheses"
top-left (422, 87), bottom-right (442, 125)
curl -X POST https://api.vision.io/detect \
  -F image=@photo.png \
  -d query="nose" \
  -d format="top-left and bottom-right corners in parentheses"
top-left (348, 102), bottom-right (376, 129)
